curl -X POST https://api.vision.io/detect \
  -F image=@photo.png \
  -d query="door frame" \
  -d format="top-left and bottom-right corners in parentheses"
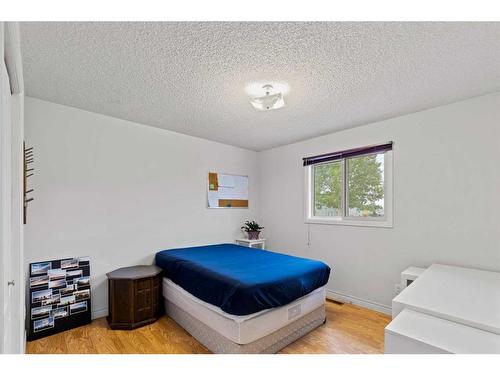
top-left (1, 21), bottom-right (25, 354)
top-left (0, 23), bottom-right (9, 354)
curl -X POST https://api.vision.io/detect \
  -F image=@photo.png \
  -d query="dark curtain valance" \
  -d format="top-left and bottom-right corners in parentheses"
top-left (303, 142), bottom-right (393, 166)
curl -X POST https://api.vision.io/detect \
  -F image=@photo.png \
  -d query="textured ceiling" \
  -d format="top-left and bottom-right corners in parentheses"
top-left (20, 22), bottom-right (500, 151)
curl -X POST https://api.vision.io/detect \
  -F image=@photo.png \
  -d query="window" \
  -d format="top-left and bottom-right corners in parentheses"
top-left (304, 143), bottom-right (393, 227)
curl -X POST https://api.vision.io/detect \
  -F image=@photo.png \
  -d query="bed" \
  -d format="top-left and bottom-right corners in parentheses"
top-left (155, 243), bottom-right (331, 353)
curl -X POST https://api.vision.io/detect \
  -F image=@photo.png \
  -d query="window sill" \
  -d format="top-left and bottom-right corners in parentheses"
top-left (305, 217), bottom-right (393, 228)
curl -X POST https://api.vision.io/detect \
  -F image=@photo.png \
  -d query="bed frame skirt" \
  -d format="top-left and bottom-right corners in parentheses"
top-left (165, 299), bottom-right (326, 354)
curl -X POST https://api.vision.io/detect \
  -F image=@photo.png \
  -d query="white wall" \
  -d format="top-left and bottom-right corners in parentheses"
top-left (24, 92), bottom-right (500, 319)
top-left (24, 97), bottom-right (260, 318)
top-left (259, 93), bottom-right (500, 313)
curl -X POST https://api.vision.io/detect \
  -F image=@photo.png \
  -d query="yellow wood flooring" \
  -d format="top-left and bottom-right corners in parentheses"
top-left (27, 300), bottom-right (391, 354)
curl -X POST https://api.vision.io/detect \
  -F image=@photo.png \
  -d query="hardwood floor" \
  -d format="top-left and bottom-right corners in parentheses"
top-left (26, 300), bottom-right (391, 354)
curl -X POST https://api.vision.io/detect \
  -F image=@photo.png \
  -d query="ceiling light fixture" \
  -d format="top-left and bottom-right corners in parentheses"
top-left (249, 84), bottom-right (285, 111)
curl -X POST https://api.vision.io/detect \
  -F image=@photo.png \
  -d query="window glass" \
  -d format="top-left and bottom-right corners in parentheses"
top-left (346, 153), bottom-right (385, 217)
top-left (313, 161), bottom-right (342, 217)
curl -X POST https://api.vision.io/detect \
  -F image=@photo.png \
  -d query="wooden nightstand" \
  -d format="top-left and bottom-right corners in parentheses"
top-left (106, 265), bottom-right (163, 330)
top-left (235, 238), bottom-right (266, 249)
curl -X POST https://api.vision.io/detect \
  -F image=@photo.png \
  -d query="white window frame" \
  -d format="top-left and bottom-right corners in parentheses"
top-left (304, 149), bottom-right (393, 228)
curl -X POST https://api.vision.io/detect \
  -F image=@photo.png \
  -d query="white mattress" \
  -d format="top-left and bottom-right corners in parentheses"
top-left (163, 278), bottom-right (326, 345)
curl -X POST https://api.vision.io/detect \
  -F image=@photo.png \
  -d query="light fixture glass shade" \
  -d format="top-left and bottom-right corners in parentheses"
top-left (245, 82), bottom-right (290, 97)
top-left (250, 92), bottom-right (285, 111)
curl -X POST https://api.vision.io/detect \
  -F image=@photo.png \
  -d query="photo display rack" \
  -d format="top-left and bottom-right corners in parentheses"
top-left (28, 256), bottom-right (91, 341)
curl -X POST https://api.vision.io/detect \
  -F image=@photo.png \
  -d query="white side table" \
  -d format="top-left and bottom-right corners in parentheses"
top-left (235, 238), bottom-right (266, 249)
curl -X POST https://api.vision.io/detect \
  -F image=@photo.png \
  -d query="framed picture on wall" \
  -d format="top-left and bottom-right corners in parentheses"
top-left (207, 172), bottom-right (249, 208)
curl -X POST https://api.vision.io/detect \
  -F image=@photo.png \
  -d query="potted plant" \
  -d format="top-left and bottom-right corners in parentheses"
top-left (241, 220), bottom-right (264, 240)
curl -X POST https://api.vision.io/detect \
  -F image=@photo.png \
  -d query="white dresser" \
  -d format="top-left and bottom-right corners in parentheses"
top-left (385, 264), bottom-right (500, 354)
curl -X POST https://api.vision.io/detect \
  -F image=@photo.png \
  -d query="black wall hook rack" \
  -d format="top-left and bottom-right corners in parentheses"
top-left (23, 141), bottom-right (34, 224)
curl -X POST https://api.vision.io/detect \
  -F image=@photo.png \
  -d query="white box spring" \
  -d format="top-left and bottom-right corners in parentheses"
top-left (163, 277), bottom-right (326, 345)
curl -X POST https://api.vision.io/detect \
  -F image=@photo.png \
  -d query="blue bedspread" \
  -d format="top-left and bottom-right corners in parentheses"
top-left (155, 243), bottom-right (330, 315)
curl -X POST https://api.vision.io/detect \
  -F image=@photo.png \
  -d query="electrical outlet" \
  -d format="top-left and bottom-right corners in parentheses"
top-left (394, 283), bottom-right (401, 294)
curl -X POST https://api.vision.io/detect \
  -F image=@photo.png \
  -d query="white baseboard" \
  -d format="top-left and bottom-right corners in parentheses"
top-left (91, 293), bottom-right (390, 320)
top-left (91, 307), bottom-right (108, 320)
top-left (326, 289), bottom-right (392, 316)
